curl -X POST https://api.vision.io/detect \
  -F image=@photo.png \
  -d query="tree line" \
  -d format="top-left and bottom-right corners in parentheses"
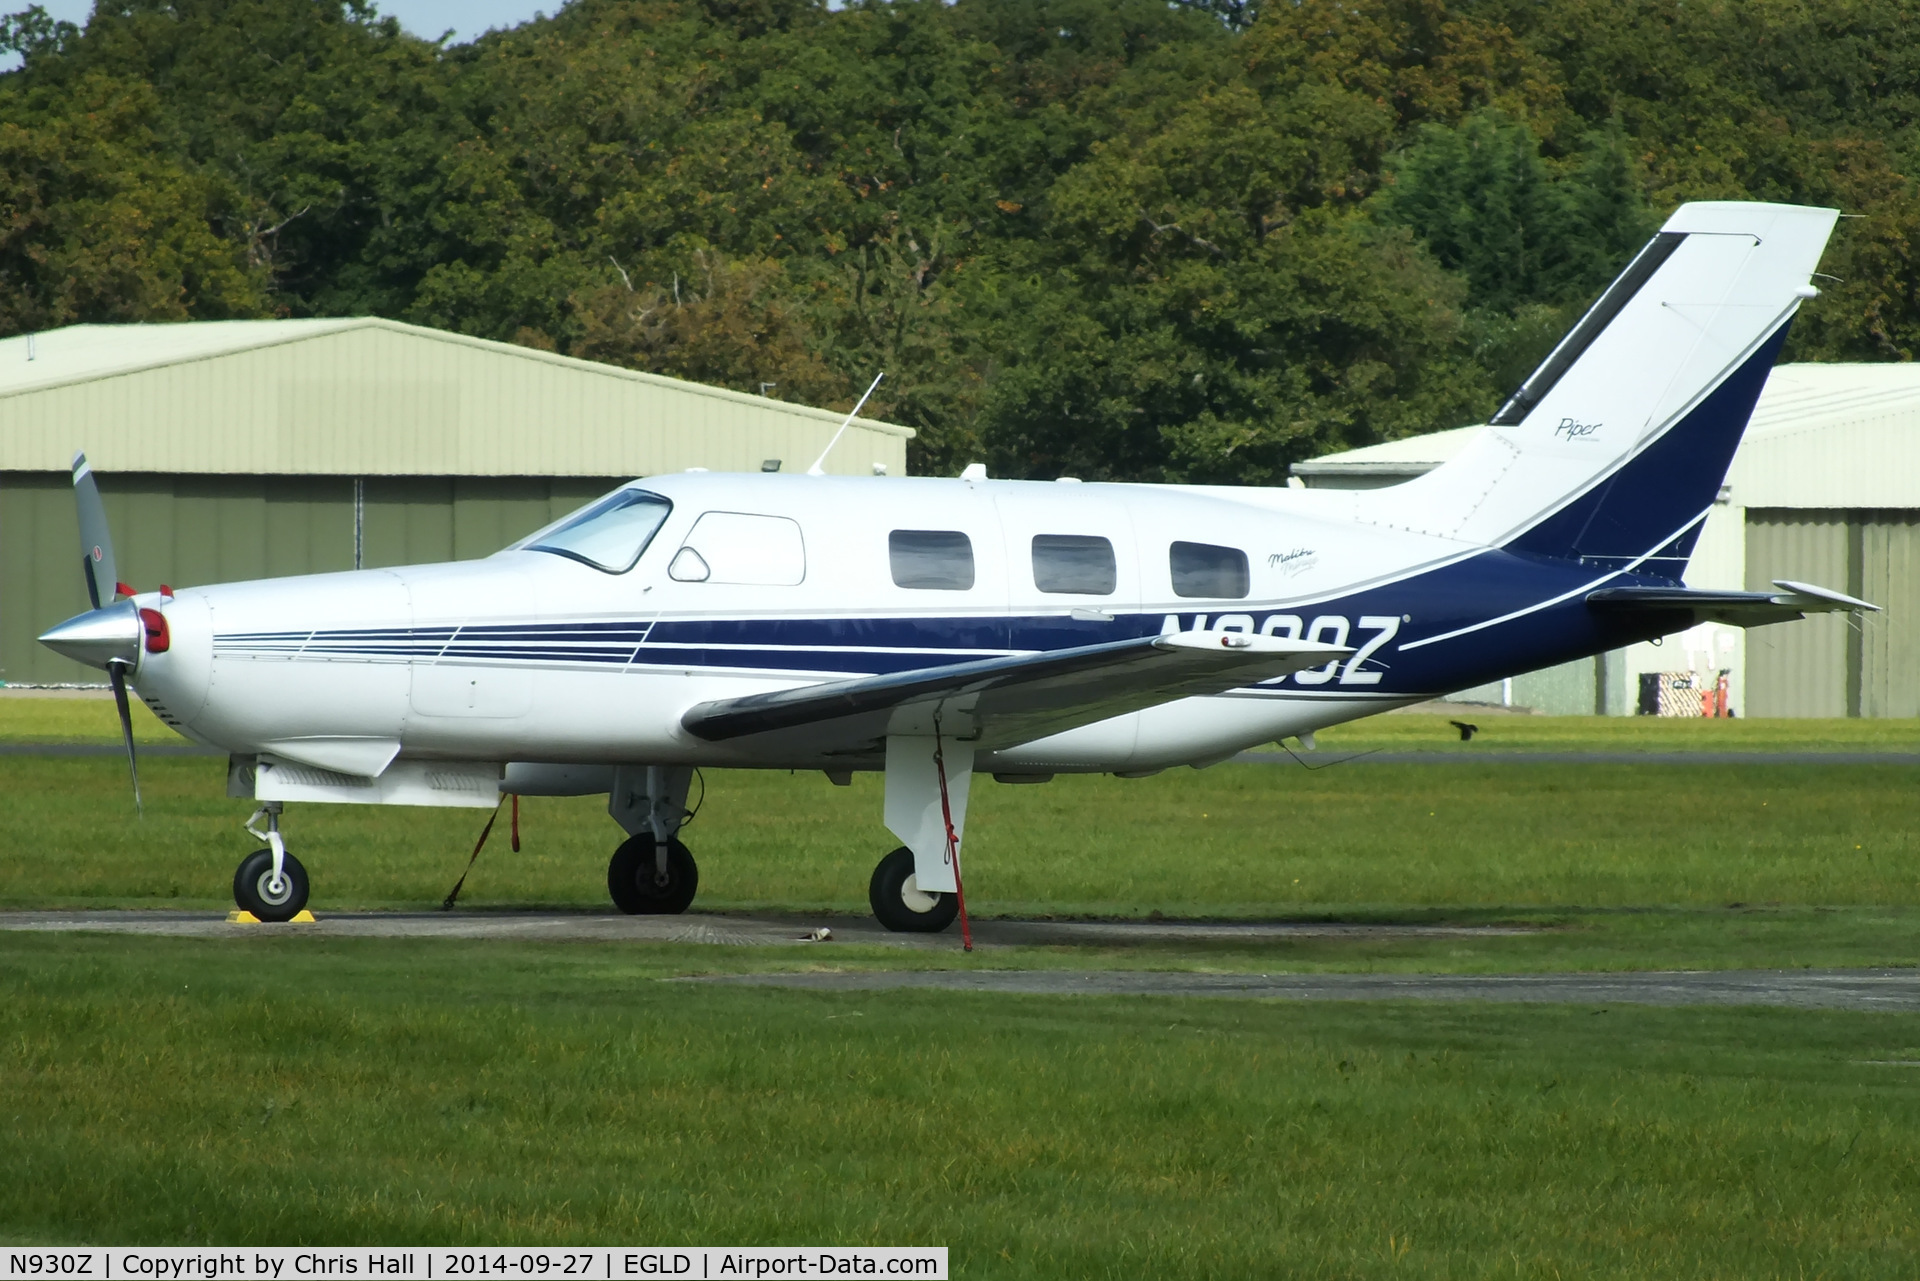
top-left (2, 0), bottom-right (1915, 479)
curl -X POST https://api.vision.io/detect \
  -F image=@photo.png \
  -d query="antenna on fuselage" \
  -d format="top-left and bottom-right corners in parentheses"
top-left (805, 372), bottom-right (885, 476)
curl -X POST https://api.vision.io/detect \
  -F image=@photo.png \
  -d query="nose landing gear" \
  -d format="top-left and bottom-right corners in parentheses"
top-left (608, 834), bottom-right (699, 914)
top-left (234, 802), bottom-right (310, 921)
top-left (605, 765), bottom-right (699, 915)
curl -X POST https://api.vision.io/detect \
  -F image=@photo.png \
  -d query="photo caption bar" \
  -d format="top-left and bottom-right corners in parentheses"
top-left (1, 1250), bottom-right (946, 1281)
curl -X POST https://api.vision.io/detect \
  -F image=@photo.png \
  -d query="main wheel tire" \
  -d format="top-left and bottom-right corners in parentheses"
top-left (607, 835), bottom-right (699, 915)
top-left (868, 845), bottom-right (958, 934)
top-left (233, 848), bottom-right (309, 922)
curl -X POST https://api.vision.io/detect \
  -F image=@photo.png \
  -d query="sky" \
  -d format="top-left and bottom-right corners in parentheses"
top-left (10, 1), bottom-right (560, 49)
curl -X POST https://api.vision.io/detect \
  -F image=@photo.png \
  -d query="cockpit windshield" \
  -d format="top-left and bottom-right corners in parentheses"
top-left (522, 489), bottom-right (673, 574)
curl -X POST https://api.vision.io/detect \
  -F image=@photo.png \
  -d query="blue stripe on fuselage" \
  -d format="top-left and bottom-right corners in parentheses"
top-left (206, 543), bottom-right (1680, 696)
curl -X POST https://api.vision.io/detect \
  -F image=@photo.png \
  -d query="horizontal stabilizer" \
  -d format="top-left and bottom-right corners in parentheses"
top-left (681, 630), bottom-right (1350, 756)
top-left (1586, 579), bottom-right (1878, 628)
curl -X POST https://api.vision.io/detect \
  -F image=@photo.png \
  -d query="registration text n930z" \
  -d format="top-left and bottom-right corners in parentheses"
top-left (8, 1257), bottom-right (96, 1277)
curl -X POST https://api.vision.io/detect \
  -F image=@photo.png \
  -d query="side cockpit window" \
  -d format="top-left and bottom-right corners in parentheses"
top-left (890, 530), bottom-right (975, 590)
top-left (670, 512), bottom-right (806, 585)
top-left (1032, 535), bottom-right (1116, 595)
top-left (1170, 540), bottom-right (1249, 599)
top-left (524, 489), bottom-right (672, 574)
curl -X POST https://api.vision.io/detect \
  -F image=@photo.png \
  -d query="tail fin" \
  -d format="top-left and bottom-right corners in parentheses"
top-left (1365, 202), bottom-right (1838, 579)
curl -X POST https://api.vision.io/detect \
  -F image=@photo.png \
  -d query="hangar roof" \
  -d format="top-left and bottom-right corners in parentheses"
top-left (1292, 363), bottom-right (1920, 508)
top-left (0, 318), bottom-right (911, 478)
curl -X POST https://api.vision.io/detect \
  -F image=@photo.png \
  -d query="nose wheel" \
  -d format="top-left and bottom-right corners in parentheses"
top-left (869, 845), bottom-right (958, 933)
top-left (234, 802), bottom-right (309, 921)
top-left (605, 765), bottom-right (700, 915)
top-left (607, 834), bottom-right (699, 914)
top-left (234, 848), bottom-right (310, 921)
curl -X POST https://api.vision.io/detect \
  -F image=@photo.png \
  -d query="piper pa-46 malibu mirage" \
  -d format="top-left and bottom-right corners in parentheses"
top-left (41, 201), bottom-right (1876, 929)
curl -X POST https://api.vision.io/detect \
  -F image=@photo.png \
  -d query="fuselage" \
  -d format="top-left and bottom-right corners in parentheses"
top-left (125, 470), bottom-right (1668, 775)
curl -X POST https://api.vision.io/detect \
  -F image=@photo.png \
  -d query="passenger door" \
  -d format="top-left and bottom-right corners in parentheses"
top-left (993, 487), bottom-right (1140, 628)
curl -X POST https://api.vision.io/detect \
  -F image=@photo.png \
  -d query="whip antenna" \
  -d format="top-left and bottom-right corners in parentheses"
top-left (806, 372), bottom-right (884, 476)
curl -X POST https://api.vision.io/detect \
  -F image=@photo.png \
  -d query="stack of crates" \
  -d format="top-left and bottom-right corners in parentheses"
top-left (1637, 671), bottom-right (1733, 716)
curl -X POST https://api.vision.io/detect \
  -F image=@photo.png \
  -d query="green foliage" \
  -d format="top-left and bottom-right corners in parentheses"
top-left (0, 5), bottom-right (78, 62)
top-left (1375, 111), bottom-right (1655, 314)
top-left (1, 0), bottom-right (1915, 474)
top-left (0, 70), bottom-right (268, 331)
top-left (1373, 110), bottom-right (1657, 397)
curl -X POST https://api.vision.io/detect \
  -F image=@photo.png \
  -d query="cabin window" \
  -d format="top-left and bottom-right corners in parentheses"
top-left (1032, 535), bottom-right (1116, 595)
top-left (1170, 541), bottom-right (1249, 599)
top-left (890, 530), bottom-right (975, 590)
top-left (671, 512), bottom-right (806, 585)
top-left (524, 489), bottom-right (672, 574)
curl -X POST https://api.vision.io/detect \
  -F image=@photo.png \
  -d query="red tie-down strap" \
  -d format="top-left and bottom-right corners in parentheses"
top-left (931, 724), bottom-right (972, 953)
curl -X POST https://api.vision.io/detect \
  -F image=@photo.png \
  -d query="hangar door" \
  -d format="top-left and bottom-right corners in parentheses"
top-left (1745, 509), bottom-right (1920, 717)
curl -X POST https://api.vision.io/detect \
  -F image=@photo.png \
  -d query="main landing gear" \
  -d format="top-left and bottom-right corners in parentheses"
top-left (605, 765), bottom-right (700, 915)
top-left (867, 733), bottom-right (974, 935)
top-left (869, 846), bottom-right (958, 933)
top-left (234, 801), bottom-right (310, 922)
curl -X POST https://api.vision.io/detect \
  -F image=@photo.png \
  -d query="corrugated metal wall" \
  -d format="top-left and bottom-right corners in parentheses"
top-left (1, 472), bottom-right (619, 684)
top-left (1745, 511), bottom-right (1849, 716)
top-left (1745, 508), bottom-right (1919, 717)
top-left (1857, 511), bottom-right (1920, 717)
top-left (1424, 658), bottom-right (1605, 714)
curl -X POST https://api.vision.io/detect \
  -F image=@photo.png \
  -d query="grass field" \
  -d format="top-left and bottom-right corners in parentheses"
top-left (1315, 710), bottom-right (1920, 752)
top-left (6, 753), bottom-right (1920, 973)
top-left (3, 933), bottom-right (1918, 1276)
top-left (4, 698), bottom-right (1919, 1267)
top-left (4, 699), bottom-right (1920, 971)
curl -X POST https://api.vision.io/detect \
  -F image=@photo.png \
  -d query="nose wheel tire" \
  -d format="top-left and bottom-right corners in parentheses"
top-left (233, 848), bottom-right (310, 922)
top-left (869, 845), bottom-right (958, 934)
top-left (607, 834), bottom-right (699, 915)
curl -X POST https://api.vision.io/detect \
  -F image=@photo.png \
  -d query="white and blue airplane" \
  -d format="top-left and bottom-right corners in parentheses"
top-left (39, 201), bottom-right (1874, 928)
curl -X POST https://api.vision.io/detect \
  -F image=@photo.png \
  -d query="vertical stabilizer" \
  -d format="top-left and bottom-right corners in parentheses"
top-left (1360, 202), bottom-right (1838, 578)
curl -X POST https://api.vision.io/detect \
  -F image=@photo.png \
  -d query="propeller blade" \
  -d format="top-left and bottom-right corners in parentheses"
top-left (72, 450), bottom-right (119, 609)
top-left (108, 661), bottom-right (143, 817)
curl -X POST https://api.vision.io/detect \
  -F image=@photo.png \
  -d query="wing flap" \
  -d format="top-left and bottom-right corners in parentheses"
top-left (681, 630), bottom-right (1350, 756)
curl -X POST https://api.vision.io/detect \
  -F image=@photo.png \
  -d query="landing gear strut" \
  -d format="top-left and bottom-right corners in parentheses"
top-left (605, 765), bottom-right (699, 915)
top-left (871, 733), bottom-right (971, 935)
top-left (235, 802), bottom-right (309, 921)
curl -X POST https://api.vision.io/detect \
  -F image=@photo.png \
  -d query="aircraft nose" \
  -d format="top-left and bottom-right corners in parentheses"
top-left (39, 600), bottom-right (141, 670)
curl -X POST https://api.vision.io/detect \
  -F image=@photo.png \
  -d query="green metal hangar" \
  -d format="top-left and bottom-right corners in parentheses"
top-left (1, 318), bottom-right (912, 684)
top-left (1291, 363), bottom-right (1920, 717)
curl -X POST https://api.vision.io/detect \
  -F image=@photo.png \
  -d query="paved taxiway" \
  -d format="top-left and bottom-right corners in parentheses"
top-left (694, 968), bottom-right (1920, 1012)
top-left (4, 911), bottom-right (1914, 1010)
top-left (0, 910), bottom-right (1531, 948)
